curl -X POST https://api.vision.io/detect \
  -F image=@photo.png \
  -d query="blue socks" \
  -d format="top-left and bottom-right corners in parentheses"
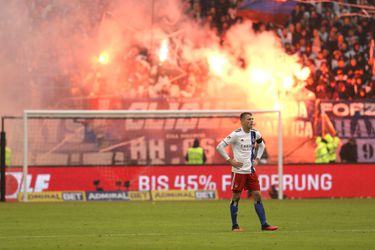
top-left (231, 200), bottom-right (267, 226)
top-left (254, 201), bottom-right (267, 226)
top-left (230, 200), bottom-right (239, 226)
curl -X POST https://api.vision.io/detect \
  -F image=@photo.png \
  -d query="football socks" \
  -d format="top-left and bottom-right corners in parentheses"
top-left (230, 200), bottom-right (239, 226)
top-left (254, 201), bottom-right (267, 226)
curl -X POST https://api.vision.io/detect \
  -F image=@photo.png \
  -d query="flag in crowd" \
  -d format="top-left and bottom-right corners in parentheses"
top-left (237, 0), bottom-right (297, 25)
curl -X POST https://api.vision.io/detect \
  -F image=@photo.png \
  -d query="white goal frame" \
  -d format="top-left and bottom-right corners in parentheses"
top-left (22, 109), bottom-right (283, 201)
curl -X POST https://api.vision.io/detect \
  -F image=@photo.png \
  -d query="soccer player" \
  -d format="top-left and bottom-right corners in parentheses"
top-left (216, 112), bottom-right (278, 232)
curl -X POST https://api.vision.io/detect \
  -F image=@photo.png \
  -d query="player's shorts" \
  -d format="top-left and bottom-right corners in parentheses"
top-left (231, 172), bottom-right (260, 192)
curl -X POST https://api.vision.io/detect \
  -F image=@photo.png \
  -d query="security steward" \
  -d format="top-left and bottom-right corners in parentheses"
top-left (185, 138), bottom-right (207, 165)
top-left (315, 136), bottom-right (330, 163)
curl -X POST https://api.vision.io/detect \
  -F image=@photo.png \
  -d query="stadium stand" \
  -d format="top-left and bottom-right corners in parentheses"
top-left (2, 0), bottom-right (374, 167)
top-left (17, 0), bottom-right (374, 108)
top-left (184, 0), bottom-right (374, 100)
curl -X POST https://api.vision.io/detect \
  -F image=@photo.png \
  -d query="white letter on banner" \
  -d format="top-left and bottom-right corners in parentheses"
top-left (299, 101), bottom-right (308, 118)
top-left (283, 174), bottom-right (293, 191)
top-left (158, 176), bottom-right (169, 190)
top-left (295, 175), bottom-right (306, 191)
top-left (364, 102), bottom-right (375, 116)
top-left (34, 174), bottom-right (50, 192)
top-left (139, 176), bottom-right (150, 191)
top-left (350, 103), bottom-right (363, 116)
top-left (320, 103), bottom-right (332, 114)
top-left (131, 138), bottom-right (147, 164)
top-left (259, 175), bottom-right (269, 191)
top-left (321, 174), bottom-right (332, 190)
top-left (148, 139), bottom-right (165, 165)
top-left (308, 175), bottom-right (319, 190)
top-left (222, 175), bottom-right (231, 191)
top-left (24, 175), bottom-right (33, 193)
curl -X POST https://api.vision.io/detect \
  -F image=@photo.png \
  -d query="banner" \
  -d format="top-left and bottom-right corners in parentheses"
top-left (6, 164), bottom-right (375, 201)
top-left (320, 100), bottom-right (375, 162)
top-left (18, 191), bottom-right (64, 202)
top-left (5, 98), bottom-right (322, 168)
top-left (86, 191), bottom-right (129, 201)
top-left (152, 190), bottom-right (193, 201)
top-left (17, 191), bottom-right (86, 202)
top-left (17, 191), bottom-right (149, 202)
top-left (151, 190), bottom-right (217, 201)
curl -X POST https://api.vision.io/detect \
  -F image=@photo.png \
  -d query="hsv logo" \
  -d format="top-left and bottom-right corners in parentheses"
top-left (5, 173), bottom-right (51, 199)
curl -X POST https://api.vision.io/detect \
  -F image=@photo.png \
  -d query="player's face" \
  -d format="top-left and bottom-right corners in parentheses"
top-left (241, 114), bottom-right (254, 130)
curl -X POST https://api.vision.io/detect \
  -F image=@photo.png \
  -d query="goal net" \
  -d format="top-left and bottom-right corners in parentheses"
top-left (8, 109), bottom-right (283, 201)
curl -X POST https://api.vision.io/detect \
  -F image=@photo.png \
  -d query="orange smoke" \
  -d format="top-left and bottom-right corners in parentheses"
top-left (207, 52), bottom-right (228, 76)
top-left (82, 4), bottom-right (310, 110)
top-left (159, 39), bottom-right (169, 63)
top-left (97, 51), bottom-right (110, 65)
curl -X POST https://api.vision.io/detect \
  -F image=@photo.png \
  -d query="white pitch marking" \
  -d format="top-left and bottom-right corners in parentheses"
top-left (1, 229), bottom-right (375, 239)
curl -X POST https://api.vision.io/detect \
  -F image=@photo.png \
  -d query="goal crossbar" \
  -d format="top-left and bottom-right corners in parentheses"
top-left (24, 109), bottom-right (280, 119)
top-left (22, 109), bottom-right (283, 201)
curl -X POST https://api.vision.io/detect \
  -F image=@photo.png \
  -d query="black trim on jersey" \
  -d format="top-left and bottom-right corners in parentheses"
top-left (250, 131), bottom-right (256, 160)
top-left (250, 131), bottom-right (256, 173)
top-left (256, 138), bottom-right (263, 144)
top-left (235, 128), bottom-right (241, 132)
top-left (250, 131), bottom-right (256, 145)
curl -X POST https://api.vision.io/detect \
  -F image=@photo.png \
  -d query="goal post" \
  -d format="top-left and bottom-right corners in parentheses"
top-left (22, 109), bottom-right (283, 201)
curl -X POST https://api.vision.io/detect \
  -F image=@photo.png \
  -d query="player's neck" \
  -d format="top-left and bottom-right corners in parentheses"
top-left (242, 127), bottom-right (251, 133)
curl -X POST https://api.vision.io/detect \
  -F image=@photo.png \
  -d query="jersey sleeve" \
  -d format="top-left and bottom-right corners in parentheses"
top-left (255, 130), bottom-right (263, 143)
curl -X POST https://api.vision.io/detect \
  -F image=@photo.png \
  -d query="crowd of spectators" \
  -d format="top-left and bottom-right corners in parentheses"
top-left (17, 0), bottom-right (375, 109)
top-left (22, 0), bottom-right (212, 108)
top-left (288, 2), bottom-right (374, 100)
top-left (185, 0), bottom-right (375, 100)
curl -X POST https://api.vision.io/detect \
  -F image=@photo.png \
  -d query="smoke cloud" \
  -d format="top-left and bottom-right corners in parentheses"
top-left (0, 0), bottom-right (306, 116)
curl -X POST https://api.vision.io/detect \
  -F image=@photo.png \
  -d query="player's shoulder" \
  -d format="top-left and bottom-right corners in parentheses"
top-left (251, 128), bottom-right (262, 136)
top-left (234, 128), bottom-right (242, 133)
top-left (226, 128), bottom-right (241, 139)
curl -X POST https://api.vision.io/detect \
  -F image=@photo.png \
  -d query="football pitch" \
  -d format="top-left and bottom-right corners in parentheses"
top-left (1, 199), bottom-right (374, 250)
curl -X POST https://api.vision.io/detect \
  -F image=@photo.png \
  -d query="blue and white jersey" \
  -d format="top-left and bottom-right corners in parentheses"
top-left (222, 127), bottom-right (262, 174)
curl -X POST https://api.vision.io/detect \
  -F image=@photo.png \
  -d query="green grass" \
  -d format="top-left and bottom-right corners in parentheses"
top-left (1, 199), bottom-right (374, 250)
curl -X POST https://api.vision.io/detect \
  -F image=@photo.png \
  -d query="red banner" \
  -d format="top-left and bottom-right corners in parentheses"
top-left (6, 164), bottom-right (375, 201)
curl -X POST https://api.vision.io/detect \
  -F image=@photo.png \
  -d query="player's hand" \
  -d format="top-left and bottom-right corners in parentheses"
top-left (227, 159), bottom-right (243, 169)
top-left (253, 158), bottom-right (261, 166)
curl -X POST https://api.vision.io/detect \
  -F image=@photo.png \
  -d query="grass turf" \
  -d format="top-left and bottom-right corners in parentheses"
top-left (0, 199), bottom-right (374, 250)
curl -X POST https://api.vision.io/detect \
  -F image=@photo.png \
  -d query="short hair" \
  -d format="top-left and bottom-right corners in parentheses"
top-left (240, 112), bottom-right (253, 120)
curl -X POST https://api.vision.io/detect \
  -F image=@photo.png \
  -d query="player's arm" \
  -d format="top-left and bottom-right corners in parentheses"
top-left (216, 135), bottom-right (243, 168)
top-left (253, 132), bottom-right (265, 166)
